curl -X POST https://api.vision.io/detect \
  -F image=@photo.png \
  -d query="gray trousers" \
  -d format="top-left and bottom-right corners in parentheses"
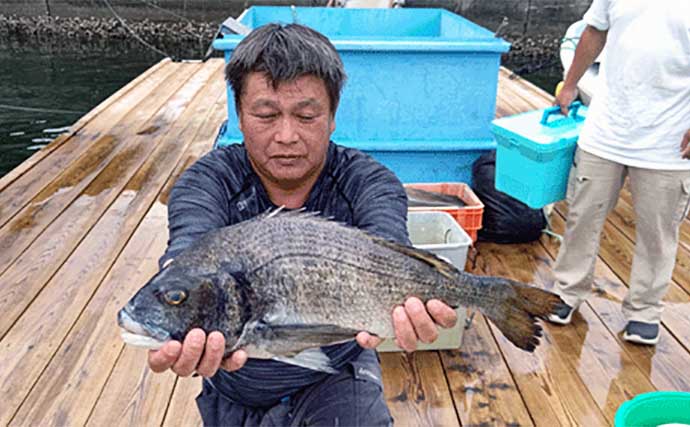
top-left (553, 148), bottom-right (690, 323)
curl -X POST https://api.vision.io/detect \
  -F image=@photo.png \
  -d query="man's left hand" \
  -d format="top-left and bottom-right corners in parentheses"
top-left (681, 129), bottom-right (690, 159)
top-left (356, 297), bottom-right (458, 352)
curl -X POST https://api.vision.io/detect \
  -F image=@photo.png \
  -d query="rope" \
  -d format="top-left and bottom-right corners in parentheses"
top-left (100, 0), bottom-right (174, 59)
top-left (560, 36), bottom-right (580, 51)
top-left (133, 0), bottom-right (197, 27)
top-left (541, 228), bottom-right (563, 242)
top-left (132, 0), bottom-right (204, 45)
top-left (0, 103), bottom-right (86, 114)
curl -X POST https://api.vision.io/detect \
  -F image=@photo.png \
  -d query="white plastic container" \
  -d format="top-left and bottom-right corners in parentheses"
top-left (378, 211), bottom-right (471, 352)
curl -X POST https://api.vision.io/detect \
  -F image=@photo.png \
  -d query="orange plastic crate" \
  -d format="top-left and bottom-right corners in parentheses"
top-left (405, 182), bottom-right (484, 242)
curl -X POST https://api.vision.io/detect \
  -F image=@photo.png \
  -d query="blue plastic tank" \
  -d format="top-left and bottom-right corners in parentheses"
top-left (213, 7), bottom-right (510, 183)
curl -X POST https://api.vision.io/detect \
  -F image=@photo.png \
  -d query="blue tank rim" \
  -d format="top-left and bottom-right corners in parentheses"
top-left (212, 6), bottom-right (511, 53)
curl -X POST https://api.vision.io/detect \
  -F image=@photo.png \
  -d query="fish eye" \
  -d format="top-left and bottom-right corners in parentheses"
top-left (163, 289), bottom-right (187, 306)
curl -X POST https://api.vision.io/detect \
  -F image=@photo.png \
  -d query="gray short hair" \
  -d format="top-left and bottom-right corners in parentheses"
top-left (225, 23), bottom-right (346, 114)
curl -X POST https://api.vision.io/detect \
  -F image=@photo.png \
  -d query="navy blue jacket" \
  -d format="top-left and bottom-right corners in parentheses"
top-left (161, 142), bottom-right (409, 407)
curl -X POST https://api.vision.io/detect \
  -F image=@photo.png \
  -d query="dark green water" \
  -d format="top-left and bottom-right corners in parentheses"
top-left (0, 40), bottom-right (562, 178)
top-left (0, 41), bottom-right (163, 177)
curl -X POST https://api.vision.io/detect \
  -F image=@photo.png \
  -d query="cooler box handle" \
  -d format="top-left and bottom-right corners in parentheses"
top-left (540, 101), bottom-right (584, 126)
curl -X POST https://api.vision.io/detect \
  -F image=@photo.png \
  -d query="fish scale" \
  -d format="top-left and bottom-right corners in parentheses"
top-left (119, 211), bottom-right (565, 372)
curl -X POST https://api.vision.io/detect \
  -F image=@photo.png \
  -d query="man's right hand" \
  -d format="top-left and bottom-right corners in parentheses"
top-left (147, 329), bottom-right (248, 377)
top-left (555, 84), bottom-right (579, 116)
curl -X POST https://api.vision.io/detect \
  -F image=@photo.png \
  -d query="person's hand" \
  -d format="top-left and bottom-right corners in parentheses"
top-left (681, 129), bottom-right (690, 159)
top-left (356, 297), bottom-right (458, 352)
top-left (147, 329), bottom-right (248, 377)
top-left (555, 83), bottom-right (579, 116)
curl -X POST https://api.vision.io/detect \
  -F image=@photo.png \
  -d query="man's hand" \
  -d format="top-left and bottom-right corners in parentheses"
top-left (147, 329), bottom-right (248, 377)
top-left (555, 84), bottom-right (579, 116)
top-left (356, 297), bottom-right (458, 352)
top-left (681, 129), bottom-right (690, 159)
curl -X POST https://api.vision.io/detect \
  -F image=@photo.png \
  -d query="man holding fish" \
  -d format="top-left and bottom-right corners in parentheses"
top-left (145, 23), bottom-right (459, 426)
top-left (119, 21), bottom-right (564, 427)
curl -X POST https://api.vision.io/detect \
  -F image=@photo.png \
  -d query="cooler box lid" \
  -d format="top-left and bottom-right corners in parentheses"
top-left (491, 102), bottom-right (589, 154)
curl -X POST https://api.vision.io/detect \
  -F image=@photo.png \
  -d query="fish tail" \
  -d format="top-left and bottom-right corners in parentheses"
top-left (466, 276), bottom-right (564, 352)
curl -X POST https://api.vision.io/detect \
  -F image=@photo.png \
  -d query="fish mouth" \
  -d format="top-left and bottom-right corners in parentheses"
top-left (117, 308), bottom-right (170, 350)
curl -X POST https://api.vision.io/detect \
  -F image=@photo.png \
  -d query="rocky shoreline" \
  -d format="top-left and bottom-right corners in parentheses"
top-left (0, 14), bottom-right (562, 71)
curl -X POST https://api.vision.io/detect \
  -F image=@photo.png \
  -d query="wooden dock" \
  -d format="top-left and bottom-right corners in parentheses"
top-left (1, 58), bottom-right (689, 426)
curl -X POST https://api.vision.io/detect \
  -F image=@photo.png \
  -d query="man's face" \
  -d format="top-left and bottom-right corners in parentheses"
top-left (238, 72), bottom-right (336, 188)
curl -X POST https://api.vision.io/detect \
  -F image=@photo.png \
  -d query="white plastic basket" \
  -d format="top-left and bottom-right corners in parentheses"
top-left (378, 211), bottom-right (471, 352)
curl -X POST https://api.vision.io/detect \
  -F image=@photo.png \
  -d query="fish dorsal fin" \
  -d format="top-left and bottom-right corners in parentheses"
top-left (264, 205), bottom-right (287, 219)
top-left (372, 237), bottom-right (458, 280)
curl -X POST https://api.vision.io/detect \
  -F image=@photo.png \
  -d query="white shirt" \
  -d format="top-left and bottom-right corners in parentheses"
top-left (579, 0), bottom-right (690, 170)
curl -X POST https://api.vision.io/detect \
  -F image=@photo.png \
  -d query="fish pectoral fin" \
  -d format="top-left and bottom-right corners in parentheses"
top-left (372, 237), bottom-right (457, 280)
top-left (265, 323), bottom-right (360, 348)
top-left (273, 348), bottom-right (338, 374)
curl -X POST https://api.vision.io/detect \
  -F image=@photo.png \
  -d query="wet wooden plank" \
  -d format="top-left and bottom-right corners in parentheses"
top-left (522, 242), bottom-right (656, 423)
top-left (546, 208), bottom-right (690, 392)
top-left (0, 62), bottom-right (194, 282)
top-left (163, 377), bottom-right (203, 427)
top-left (440, 317), bottom-right (534, 427)
top-left (380, 352), bottom-right (460, 427)
top-left (0, 58), bottom-right (177, 229)
top-left (11, 87), bottom-right (224, 421)
top-left (8, 200), bottom-right (170, 426)
top-left (82, 94), bottom-right (228, 427)
top-left (0, 62), bottom-right (215, 341)
top-left (0, 61), bottom-right (223, 426)
top-left (558, 204), bottom-right (690, 352)
top-left (470, 242), bottom-right (609, 426)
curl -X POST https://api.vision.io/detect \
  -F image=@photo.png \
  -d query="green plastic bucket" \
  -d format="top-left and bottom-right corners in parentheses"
top-left (615, 392), bottom-right (690, 427)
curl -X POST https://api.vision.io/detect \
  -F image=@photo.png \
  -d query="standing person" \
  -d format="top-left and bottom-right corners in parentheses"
top-left (146, 23), bottom-right (458, 425)
top-left (548, 0), bottom-right (690, 345)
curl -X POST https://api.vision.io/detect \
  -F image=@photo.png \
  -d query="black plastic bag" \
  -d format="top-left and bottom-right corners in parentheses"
top-left (471, 151), bottom-right (546, 243)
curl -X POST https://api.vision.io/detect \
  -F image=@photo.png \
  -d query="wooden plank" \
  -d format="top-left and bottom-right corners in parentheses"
top-left (524, 243), bottom-right (656, 422)
top-left (440, 316), bottom-right (534, 427)
top-left (0, 61), bottom-right (224, 426)
top-left (380, 352), bottom-right (460, 427)
top-left (545, 209), bottom-right (690, 392)
top-left (163, 377), bottom-right (203, 427)
top-left (8, 200), bottom-right (170, 426)
top-left (0, 58), bottom-right (172, 194)
top-left (496, 87), bottom-right (534, 117)
top-left (0, 59), bottom-right (178, 229)
top-left (9, 86), bottom-right (223, 423)
top-left (498, 74), bottom-right (550, 112)
top-left (469, 242), bottom-right (610, 426)
top-left (0, 62), bottom-right (211, 341)
top-left (499, 67), bottom-right (554, 106)
top-left (62, 95), bottom-right (224, 427)
top-left (85, 346), bottom-right (178, 427)
top-left (0, 62), bottom-right (191, 281)
top-left (572, 209), bottom-right (690, 351)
